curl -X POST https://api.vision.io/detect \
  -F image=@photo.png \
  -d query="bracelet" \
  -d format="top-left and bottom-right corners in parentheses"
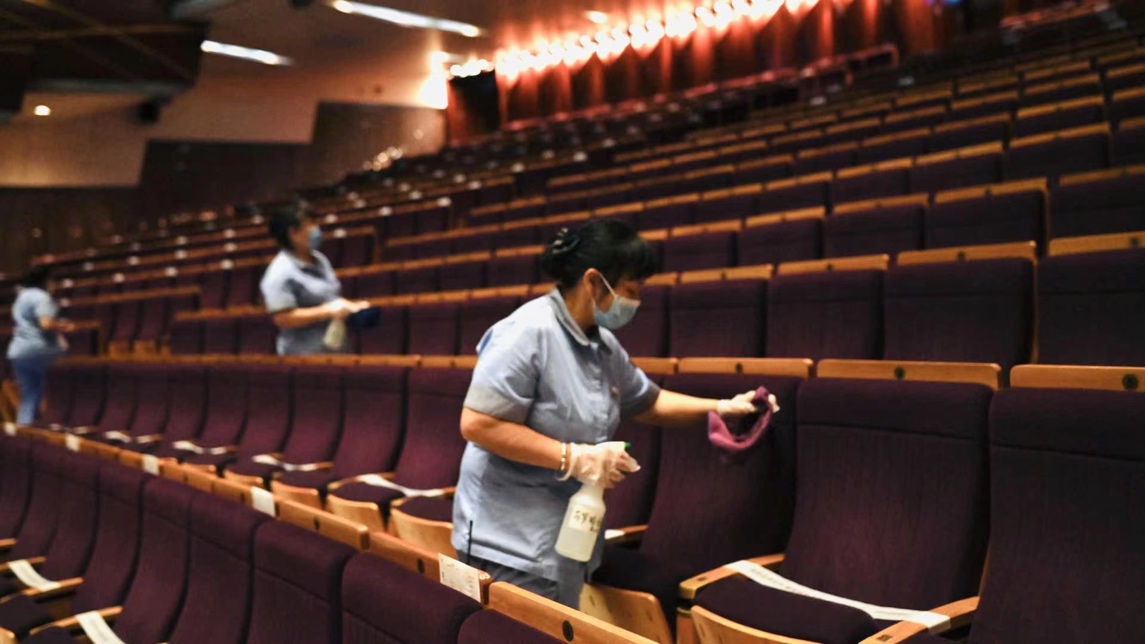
top-left (558, 442), bottom-right (568, 473)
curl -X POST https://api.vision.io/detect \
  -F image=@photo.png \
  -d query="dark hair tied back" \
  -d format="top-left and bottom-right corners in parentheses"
top-left (540, 219), bottom-right (658, 289)
top-left (550, 227), bottom-right (581, 255)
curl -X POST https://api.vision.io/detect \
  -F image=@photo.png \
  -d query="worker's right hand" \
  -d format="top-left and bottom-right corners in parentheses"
top-left (565, 442), bottom-right (640, 489)
top-left (324, 299), bottom-right (353, 321)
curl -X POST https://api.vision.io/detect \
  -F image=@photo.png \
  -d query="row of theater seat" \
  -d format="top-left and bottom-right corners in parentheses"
top-left (12, 358), bottom-right (1143, 644)
top-left (161, 238), bottom-right (1145, 370)
top-left (0, 435), bottom-right (648, 643)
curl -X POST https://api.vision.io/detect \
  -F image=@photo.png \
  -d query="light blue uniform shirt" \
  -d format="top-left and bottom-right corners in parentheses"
top-left (259, 249), bottom-right (344, 356)
top-left (452, 289), bottom-right (661, 581)
top-left (6, 287), bottom-right (64, 360)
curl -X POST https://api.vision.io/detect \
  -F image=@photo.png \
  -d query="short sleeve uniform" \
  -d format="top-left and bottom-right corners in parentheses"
top-left (452, 289), bottom-right (661, 582)
top-left (6, 288), bottom-right (64, 360)
top-left (259, 249), bottom-right (343, 355)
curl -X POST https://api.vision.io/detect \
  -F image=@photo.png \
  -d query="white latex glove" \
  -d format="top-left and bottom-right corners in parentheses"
top-left (324, 299), bottom-right (353, 321)
top-left (717, 391), bottom-right (781, 419)
top-left (563, 442), bottom-right (640, 489)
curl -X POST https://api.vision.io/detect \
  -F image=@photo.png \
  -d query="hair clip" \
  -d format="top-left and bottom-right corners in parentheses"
top-left (551, 228), bottom-right (581, 255)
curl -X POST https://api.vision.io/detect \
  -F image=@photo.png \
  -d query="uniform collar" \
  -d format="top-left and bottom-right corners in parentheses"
top-left (546, 288), bottom-right (611, 353)
top-left (283, 249), bottom-right (326, 273)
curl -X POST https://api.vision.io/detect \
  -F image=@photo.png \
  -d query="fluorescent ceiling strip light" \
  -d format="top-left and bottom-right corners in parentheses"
top-left (331, 0), bottom-right (484, 37)
top-left (201, 40), bottom-right (294, 65)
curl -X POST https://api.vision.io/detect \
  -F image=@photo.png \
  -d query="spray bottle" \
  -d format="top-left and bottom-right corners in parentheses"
top-left (555, 440), bottom-right (628, 562)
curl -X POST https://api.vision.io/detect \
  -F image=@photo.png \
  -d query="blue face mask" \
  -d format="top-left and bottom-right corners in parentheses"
top-left (593, 274), bottom-right (640, 330)
top-left (307, 226), bottom-right (322, 251)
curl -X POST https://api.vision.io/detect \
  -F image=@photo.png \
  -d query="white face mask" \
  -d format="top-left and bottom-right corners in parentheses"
top-left (592, 274), bottom-right (640, 330)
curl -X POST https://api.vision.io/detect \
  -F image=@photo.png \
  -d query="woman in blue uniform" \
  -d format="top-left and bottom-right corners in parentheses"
top-left (6, 266), bottom-right (74, 425)
top-left (259, 206), bottom-right (369, 355)
top-left (453, 219), bottom-right (758, 607)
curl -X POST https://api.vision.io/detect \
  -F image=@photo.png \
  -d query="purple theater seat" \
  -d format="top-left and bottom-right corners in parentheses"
top-left (694, 377), bottom-right (991, 644)
top-left (729, 157), bottom-right (793, 185)
top-left (1004, 131), bottom-right (1110, 182)
top-left (792, 147), bottom-right (857, 176)
top-left (823, 205), bottom-right (924, 258)
top-left (199, 270), bottom-right (230, 310)
top-left (341, 552), bottom-right (482, 643)
top-left (411, 237), bottom-right (453, 260)
top-left (167, 319), bottom-right (203, 355)
top-left (592, 370), bottom-right (802, 629)
top-left (612, 284), bottom-right (670, 358)
top-left (440, 258), bottom-right (487, 291)
top-left (958, 386), bottom-right (1145, 643)
top-left (603, 402), bottom-right (662, 530)
top-left (1038, 248), bottom-right (1145, 367)
top-left (245, 521), bottom-right (356, 644)
top-left (201, 318), bottom-right (239, 354)
top-left (275, 365), bottom-right (407, 493)
top-left (459, 296), bottom-right (524, 355)
top-left (662, 231), bottom-right (738, 272)
top-left (451, 230), bottom-right (497, 255)
top-left (133, 296), bottom-right (169, 345)
top-left (167, 495), bottom-right (271, 644)
top-left (1, 446), bottom-right (64, 567)
top-left (482, 253), bottom-right (538, 288)
top-left (1109, 91), bottom-right (1145, 127)
top-left (908, 151), bottom-right (1003, 194)
top-left (227, 364), bottom-right (344, 480)
top-left (669, 278), bottom-right (767, 358)
top-left (831, 167), bottom-right (910, 205)
top-left (884, 258), bottom-right (1034, 372)
top-left (407, 302), bottom-right (460, 355)
top-left (738, 218), bottom-right (823, 267)
top-left (695, 193), bottom-right (758, 225)
top-left (109, 300), bottom-right (141, 345)
top-left (92, 363), bottom-right (142, 433)
top-left (458, 610), bottom-right (563, 643)
top-left (1050, 173), bottom-right (1145, 238)
top-left (135, 365), bottom-right (207, 455)
top-left (114, 363), bottom-right (169, 442)
top-left (340, 234), bottom-right (373, 267)
top-left (1020, 79), bottom-right (1101, 108)
top-left (238, 315), bottom-right (277, 355)
top-left (1113, 123), bottom-right (1145, 165)
top-left (355, 268), bottom-right (396, 297)
top-left (0, 440), bottom-right (33, 541)
top-left (225, 266), bottom-right (258, 308)
top-left (767, 269), bottom-right (883, 360)
top-left (756, 178), bottom-right (830, 215)
top-left (160, 362), bottom-right (248, 460)
top-left (356, 304), bottom-right (407, 355)
top-left (946, 94), bottom-right (1017, 123)
top-left (926, 189), bottom-right (1045, 249)
top-left (856, 132), bottom-right (928, 165)
top-left (637, 201), bottom-right (696, 231)
top-left (926, 117), bottom-right (1010, 153)
top-left (40, 364), bottom-right (77, 427)
top-left (1012, 102), bottom-right (1105, 138)
top-left (397, 264), bottom-right (440, 294)
top-left (184, 364), bottom-right (291, 471)
top-left (330, 367), bottom-right (472, 517)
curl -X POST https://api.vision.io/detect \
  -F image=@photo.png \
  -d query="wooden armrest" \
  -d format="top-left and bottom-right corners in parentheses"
top-left (0, 538), bottom-right (15, 551)
top-left (604, 524), bottom-right (647, 545)
top-left (27, 606), bottom-right (123, 637)
top-left (858, 597), bottom-right (980, 643)
top-left (19, 577), bottom-right (83, 601)
top-left (0, 556), bottom-right (46, 574)
top-left (679, 553), bottom-right (785, 600)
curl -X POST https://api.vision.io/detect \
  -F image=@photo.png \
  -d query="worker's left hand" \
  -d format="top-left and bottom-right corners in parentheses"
top-left (717, 391), bottom-right (779, 418)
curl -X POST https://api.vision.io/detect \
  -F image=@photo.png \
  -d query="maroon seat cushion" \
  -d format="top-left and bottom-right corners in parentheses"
top-left (591, 544), bottom-right (692, 626)
top-left (398, 496), bottom-right (454, 523)
top-left (274, 470), bottom-right (341, 490)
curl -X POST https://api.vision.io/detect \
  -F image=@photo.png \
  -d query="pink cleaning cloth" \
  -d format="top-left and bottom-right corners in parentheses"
top-left (707, 386), bottom-right (773, 464)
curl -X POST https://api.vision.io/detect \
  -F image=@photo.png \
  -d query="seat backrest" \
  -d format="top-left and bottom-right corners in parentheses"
top-left (885, 258), bottom-right (1033, 371)
top-left (612, 285), bottom-right (670, 358)
top-left (0, 439), bottom-right (33, 539)
top-left (737, 219), bottom-right (822, 267)
top-left (167, 319), bottom-right (203, 355)
top-left (98, 363), bottom-right (142, 430)
top-left (1050, 173), bottom-right (1142, 238)
top-left (128, 363), bottom-right (171, 437)
top-left (197, 363), bottom-right (250, 447)
top-left (909, 152), bottom-right (1003, 194)
top-left (926, 190), bottom-right (1046, 249)
top-left (199, 270), bottom-right (230, 310)
top-left (669, 279), bottom-right (767, 357)
top-left (661, 232), bottom-right (738, 272)
top-left (66, 363), bottom-right (107, 428)
top-left (767, 269), bottom-right (883, 360)
top-left (245, 521), bottom-right (356, 644)
top-left (226, 267), bottom-right (258, 307)
top-left (113, 478), bottom-right (198, 643)
top-left (236, 364), bottom-right (294, 457)
top-left (9, 445), bottom-right (66, 559)
top-left (331, 365), bottom-right (408, 478)
top-left (341, 551), bottom-right (482, 643)
top-left (41, 363), bottom-right (77, 426)
top-left (973, 386), bottom-right (1145, 642)
top-left (781, 377), bottom-right (991, 609)
top-left (392, 367), bottom-right (472, 489)
top-left (440, 260), bottom-right (487, 292)
top-left (459, 296), bottom-right (524, 356)
top-left (397, 265), bottom-right (439, 294)
top-left (1038, 248), bottom-right (1145, 366)
top-left (280, 364), bottom-right (345, 463)
top-left (407, 302), bottom-right (460, 355)
top-left (35, 452), bottom-right (103, 583)
top-left (134, 296), bottom-right (169, 342)
top-left (201, 318), bottom-right (239, 355)
top-left (486, 254), bottom-right (540, 287)
top-left (162, 365), bottom-right (208, 442)
top-left (238, 316), bottom-right (278, 355)
top-left (68, 462), bottom-right (148, 613)
top-left (168, 494), bottom-right (271, 644)
top-left (639, 371), bottom-right (802, 572)
top-left (822, 205), bottom-right (923, 258)
top-left (356, 304), bottom-right (408, 355)
top-left (111, 300), bottom-right (142, 343)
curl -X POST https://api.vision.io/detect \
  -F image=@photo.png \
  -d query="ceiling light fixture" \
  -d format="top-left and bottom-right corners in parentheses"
top-left (587, 10), bottom-right (609, 24)
top-left (33, 105), bottom-right (51, 116)
top-left (200, 40), bottom-right (294, 65)
top-left (330, 0), bottom-right (485, 37)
